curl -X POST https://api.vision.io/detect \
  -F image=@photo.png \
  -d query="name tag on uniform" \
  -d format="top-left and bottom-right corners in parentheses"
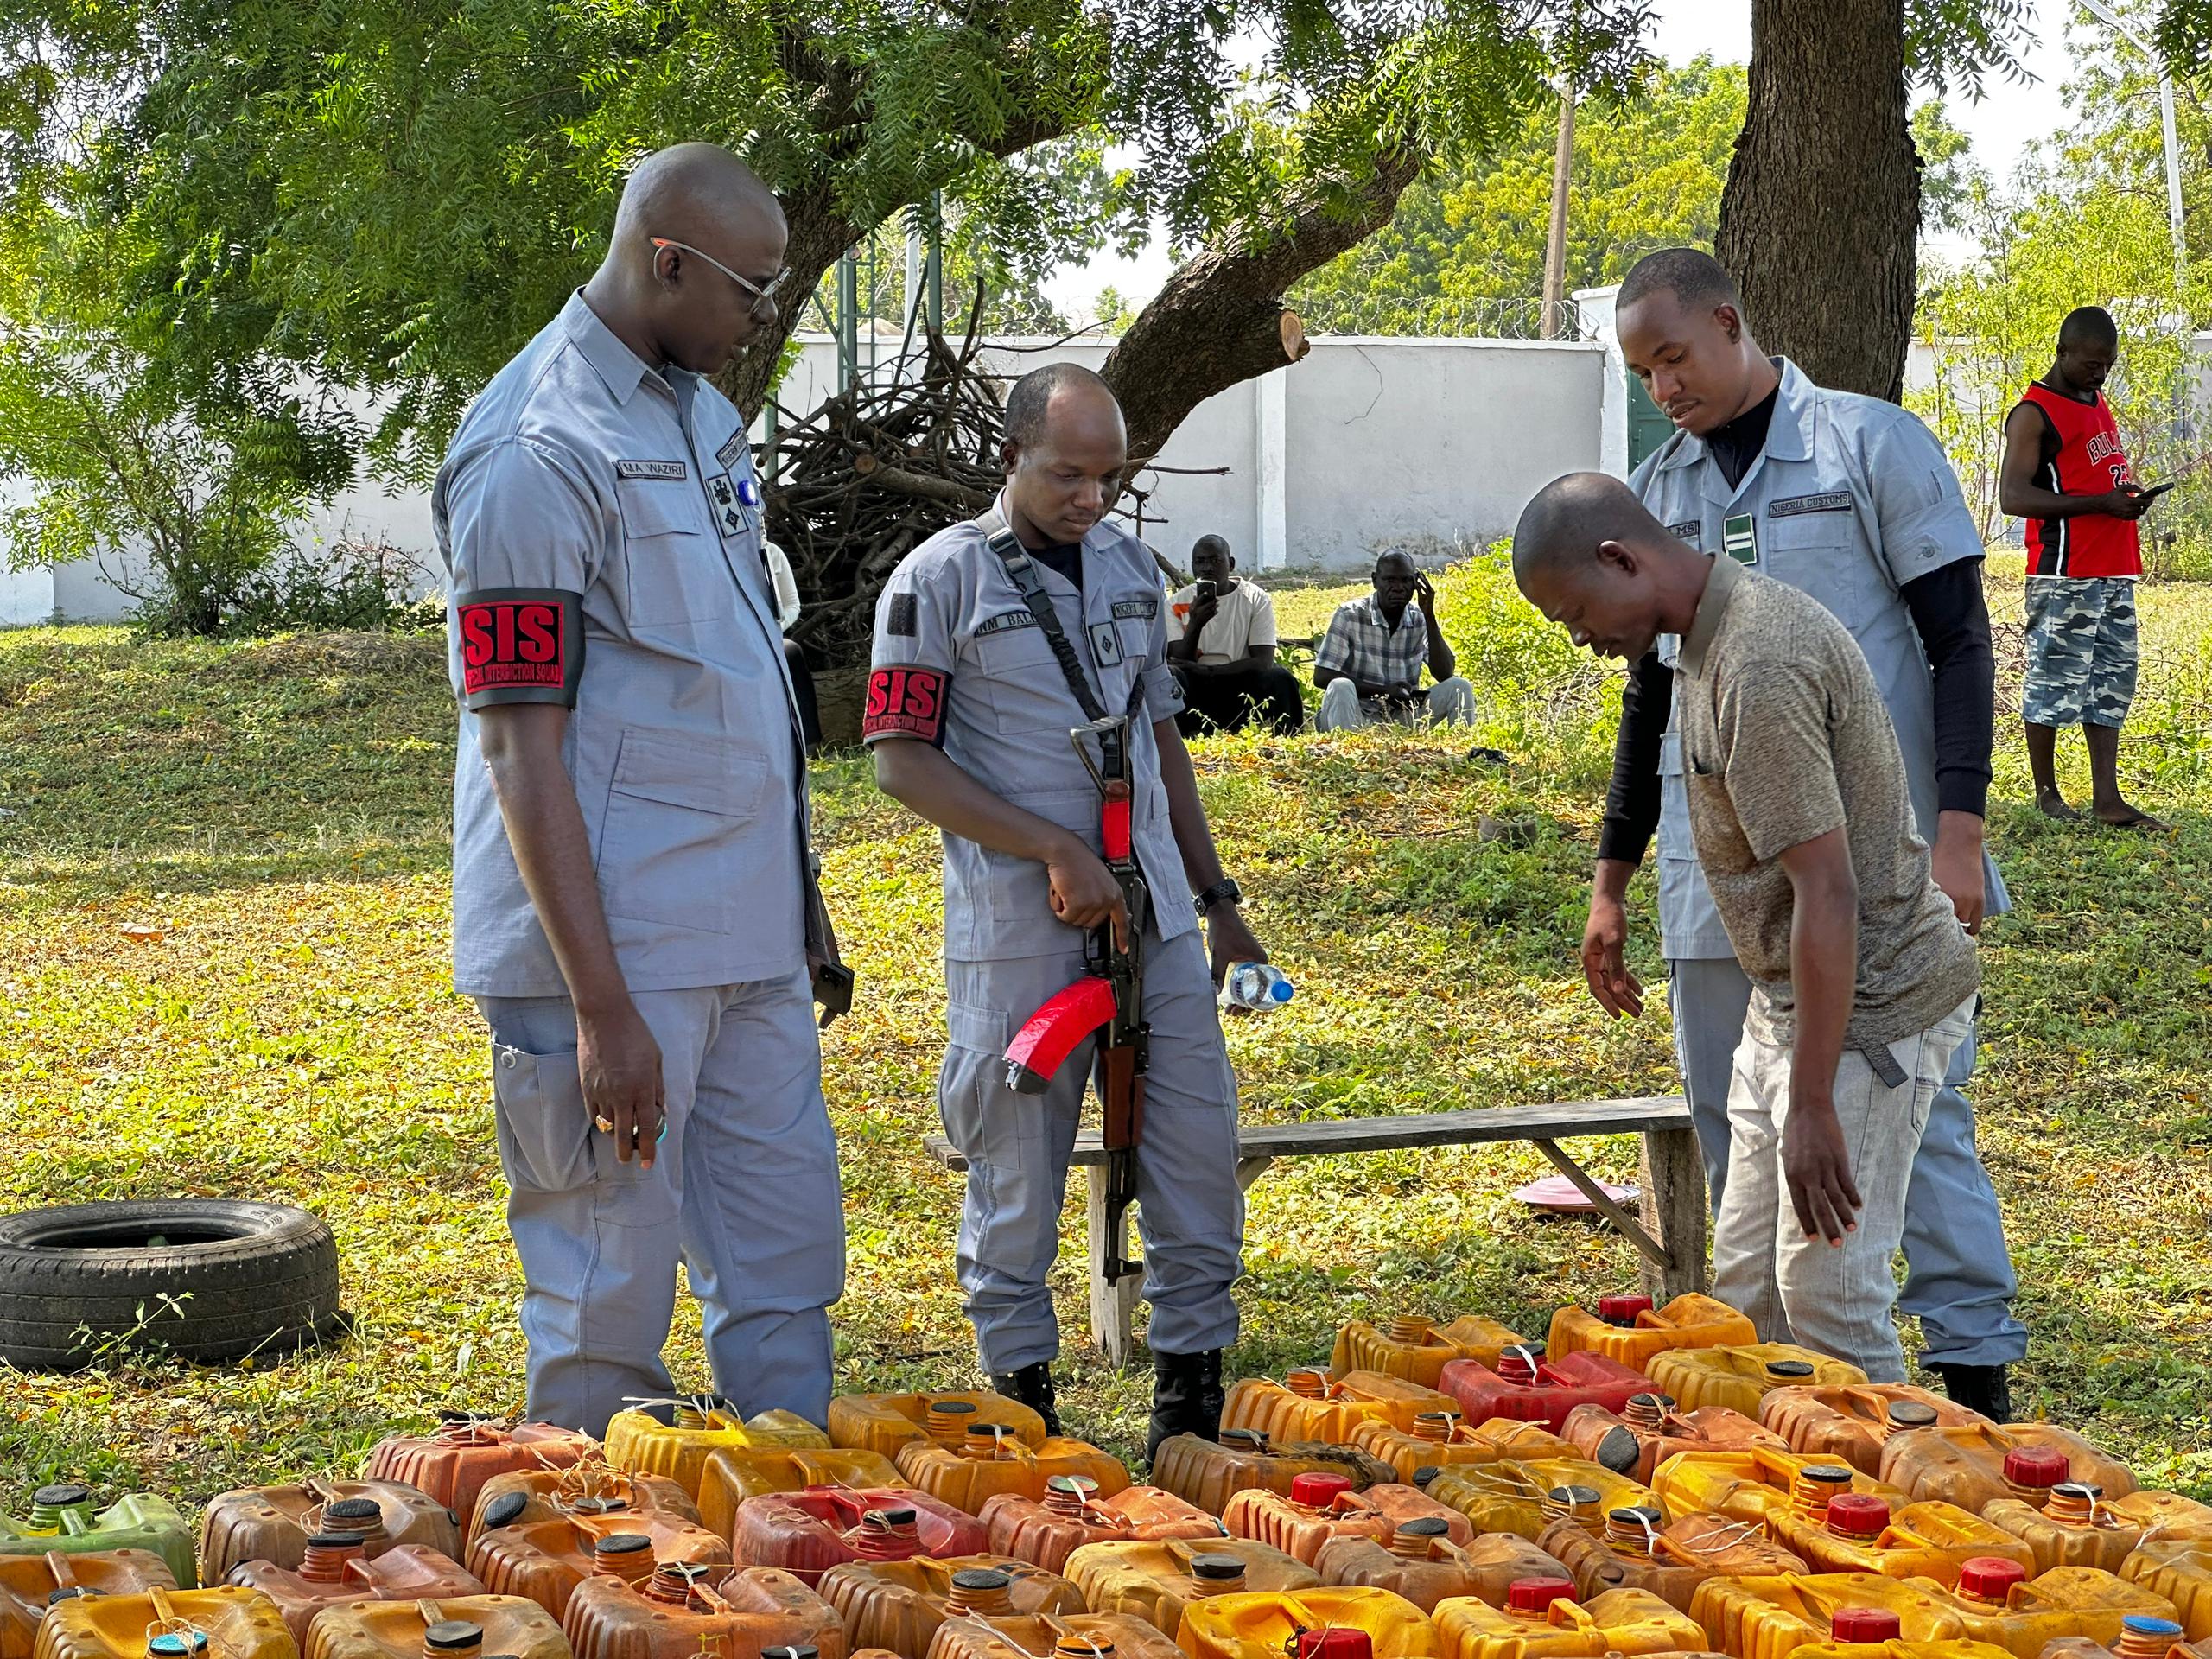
top-left (1089, 620), bottom-right (1124, 666)
top-left (1665, 520), bottom-right (1700, 543)
top-left (976, 609), bottom-right (1038, 637)
top-left (1111, 596), bottom-right (1158, 620)
top-left (1770, 492), bottom-right (1853, 518)
top-left (715, 431), bottom-right (747, 471)
top-left (614, 459), bottom-right (686, 480)
top-left (1723, 512), bottom-right (1759, 565)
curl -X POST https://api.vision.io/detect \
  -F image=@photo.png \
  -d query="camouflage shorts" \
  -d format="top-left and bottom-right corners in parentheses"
top-left (2022, 575), bottom-right (2139, 728)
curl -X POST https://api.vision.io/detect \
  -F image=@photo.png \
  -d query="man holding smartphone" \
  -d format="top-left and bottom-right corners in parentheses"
top-left (1999, 306), bottom-right (2166, 830)
top-left (1166, 535), bottom-right (1304, 734)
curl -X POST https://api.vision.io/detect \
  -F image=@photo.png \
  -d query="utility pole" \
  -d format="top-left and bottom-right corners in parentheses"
top-left (1541, 77), bottom-right (1576, 339)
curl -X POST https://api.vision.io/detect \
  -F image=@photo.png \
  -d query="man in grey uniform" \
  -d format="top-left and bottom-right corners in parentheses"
top-left (437, 143), bottom-right (846, 1437)
top-left (868, 362), bottom-right (1265, 1459)
top-left (1580, 250), bottom-right (2025, 1416)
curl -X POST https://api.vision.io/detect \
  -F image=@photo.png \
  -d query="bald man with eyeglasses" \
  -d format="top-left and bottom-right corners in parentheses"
top-left (435, 142), bottom-right (848, 1436)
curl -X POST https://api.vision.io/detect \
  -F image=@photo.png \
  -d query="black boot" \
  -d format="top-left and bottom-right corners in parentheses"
top-left (1147, 1349), bottom-right (1224, 1466)
top-left (1933, 1363), bottom-right (2013, 1422)
top-left (990, 1361), bottom-right (1063, 1436)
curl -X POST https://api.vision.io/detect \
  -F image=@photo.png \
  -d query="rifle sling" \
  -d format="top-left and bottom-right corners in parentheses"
top-left (974, 506), bottom-right (1146, 736)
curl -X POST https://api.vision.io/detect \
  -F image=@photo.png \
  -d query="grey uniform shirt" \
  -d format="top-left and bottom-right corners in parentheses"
top-left (1677, 555), bottom-right (1980, 1047)
top-left (864, 495), bottom-right (1192, 963)
top-left (436, 292), bottom-right (809, 996)
top-left (1630, 358), bottom-right (2007, 960)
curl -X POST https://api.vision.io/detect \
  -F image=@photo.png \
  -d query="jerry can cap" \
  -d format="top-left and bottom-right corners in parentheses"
top-left (1627, 1392), bottom-right (1673, 1410)
top-left (2003, 1446), bottom-right (2069, 1486)
top-left (1826, 1494), bottom-right (1890, 1538)
top-left (1412, 1467), bottom-right (1442, 1488)
top-left (326, 1497), bottom-right (382, 1522)
top-left (1191, 1554), bottom-right (1248, 1580)
top-left (1597, 1295), bottom-right (1653, 1325)
top-left (33, 1484), bottom-right (91, 1507)
top-left (876, 1508), bottom-right (918, 1526)
top-left (1886, 1402), bottom-right (1939, 1428)
top-left (1046, 1475), bottom-right (1099, 1497)
top-left (1594, 1427), bottom-right (1642, 1477)
top-left (1399, 1516), bottom-right (1451, 1537)
top-left (1830, 1609), bottom-right (1903, 1643)
top-left (594, 1533), bottom-right (653, 1555)
top-left (1801, 1465), bottom-right (1853, 1485)
top-left (762, 1649), bottom-right (818, 1659)
top-left (1548, 1484), bottom-right (1602, 1506)
top-left (950, 1568), bottom-right (1014, 1591)
top-left (148, 1637), bottom-right (209, 1658)
top-left (1505, 1578), bottom-right (1577, 1614)
top-left (1608, 1506), bottom-right (1662, 1526)
top-left (2053, 1482), bottom-right (2103, 1503)
top-left (932, 1399), bottom-right (979, 1415)
top-left (1220, 1429), bottom-right (1268, 1450)
top-left (480, 1492), bottom-right (530, 1530)
top-left (1055, 1638), bottom-right (1116, 1659)
top-left (1294, 1633), bottom-right (1372, 1659)
top-left (1766, 1360), bottom-right (1816, 1379)
top-left (1290, 1473), bottom-right (1355, 1505)
top-left (1958, 1556), bottom-right (2030, 1599)
top-left (425, 1624), bottom-right (486, 1651)
top-left (2123, 1618), bottom-right (2184, 1637)
top-left (307, 1531), bottom-right (366, 1548)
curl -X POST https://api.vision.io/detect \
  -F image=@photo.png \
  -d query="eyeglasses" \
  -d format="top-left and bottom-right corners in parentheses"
top-left (648, 237), bottom-right (791, 323)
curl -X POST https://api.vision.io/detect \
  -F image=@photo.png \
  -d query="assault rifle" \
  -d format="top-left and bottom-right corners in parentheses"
top-left (1001, 712), bottom-right (1149, 1283)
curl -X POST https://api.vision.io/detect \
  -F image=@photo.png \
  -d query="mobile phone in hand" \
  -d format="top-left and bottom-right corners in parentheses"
top-left (2136, 480), bottom-right (2177, 501)
top-left (1195, 580), bottom-right (1217, 601)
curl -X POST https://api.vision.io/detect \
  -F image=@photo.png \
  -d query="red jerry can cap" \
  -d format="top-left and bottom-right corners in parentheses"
top-left (1825, 1494), bottom-right (1891, 1538)
top-left (2003, 1445), bottom-right (2070, 1487)
top-left (1958, 1556), bottom-right (2031, 1599)
top-left (1504, 1578), bottom-right (1578, 1615)
top-left (1597, 1294), bottom-right (1654, 1325)
top-left (1294, 1634), bottom-right (1373, 1659)
top-left (1829, 1610), bottom-right (1904, 1643)
top-left (1290, 1472), bottom-right (1355, 1506)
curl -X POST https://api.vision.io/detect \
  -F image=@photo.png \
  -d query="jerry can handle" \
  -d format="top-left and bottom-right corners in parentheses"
top-left (43, 1552), bottom-right (76, 1587)
top-left (415, 1602), bottom-right (447, 1625)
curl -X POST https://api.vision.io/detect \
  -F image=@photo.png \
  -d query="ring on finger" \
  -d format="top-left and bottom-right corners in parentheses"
top-left (594, 1115), bottom-right (615, 1134)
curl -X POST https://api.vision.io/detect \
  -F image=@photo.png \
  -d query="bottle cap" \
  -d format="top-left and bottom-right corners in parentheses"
top-left (1801, 1465), bottom-right (1853, 1486)
top-left (950, 1568), bottom-right (1013, 1592)
top-left (1627, 1392), bottom-right (1673, 1410)
top-left (1766, 1360), bottom-right (1816, 1380)
top-left (878, 1509), bottom-right (918, 1526)
top-left (1957, 1557), bottom-right (2030, 1600)
top-left (1550, 1484), bottom-right (1602, 1507)
top-left (1046, 1476), bottom-right (1098, 1498)
top-left (932, 1400), bottom-right (978, 1417)
top-left (1504, 1578), bottom-right (1577, 1615)
top-left (2052, 1482), bottom-right (2103, 1504)
top-left (1219, 1429), bottom-right (1268, 1451)
top-left (425, 1625), bottom-right (485, 1652)
top-left (1885, 1402), bottom-right (1939, 1429)
top-left (1597, 1295), bottom-right (1652, 1325)
top-left (1412, 1467), bottom-right (1443, 1489)
top-left (147, 1637), bottom-right (208, 1658)
top-left (2003, 1446), bottom-right (2069, 1487)
top-left (47, 1589), bottom-right (93, 1605)
top-left (594, 1533), bottom-right (652, 1556)
top-left (1191, 1554), bottom-right (1249, 1581)
top-left (1398, 1517), bottom-right (1450, 1537)
top-left (306, 1532), bottom-right (365, 1550)
top-left (32, 1484), bottom-right (90, 1508)
top-left (1608, 1505), bottom-right (1663, 1526)
top-left (1594, 1427), bottom-right (1643, 1476)
top-left (1825, 1494), bottom-right (1890, 1538)
top-left (326, 1498), bottom-right (383, 1522)
top-left (2123, 1618), bottom-right (2185, 1637)
top-left (763, 1650), bottom-right (818, 1659)
top-left (1829, 1610), bottom-right (1903, 1643)
top-left (1290, 1473), bottom-right (1354, 1506)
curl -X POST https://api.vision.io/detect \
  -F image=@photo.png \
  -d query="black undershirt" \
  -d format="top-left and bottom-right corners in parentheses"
top-left (1597, 411), bottom-right (1995, 865)
top-left (1032, 539), bottom-right (1084, 589)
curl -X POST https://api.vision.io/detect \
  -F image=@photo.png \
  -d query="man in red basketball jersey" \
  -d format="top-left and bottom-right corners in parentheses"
top-left (1998, 307), bottom-right (2165, 830)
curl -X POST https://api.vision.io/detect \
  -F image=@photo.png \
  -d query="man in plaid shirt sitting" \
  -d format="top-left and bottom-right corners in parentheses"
top-left (1314, 550), bottom-right (1478, 732)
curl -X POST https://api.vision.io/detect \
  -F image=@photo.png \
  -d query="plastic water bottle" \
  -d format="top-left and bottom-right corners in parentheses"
top-left (1222, 963), bottom-right (1294, 1011)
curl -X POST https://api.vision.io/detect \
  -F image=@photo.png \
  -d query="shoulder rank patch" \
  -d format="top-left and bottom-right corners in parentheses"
top-left (1770, 491), bottom-right (1853, 518)
top-left (1665, 520), bottom-right (1700, 543)
top-left (887, 593), bottom-right (918, 638)
top-left (614, 458), bottom-right (686, 481)
top-left (1111, 595), bottom-right (1159, 620)
top-left (454, 588), bottom-right (584, 711)
top-left (976, 609), bottom-right (1039, 637)
top-left (862, 664), bottom-right (948, 745)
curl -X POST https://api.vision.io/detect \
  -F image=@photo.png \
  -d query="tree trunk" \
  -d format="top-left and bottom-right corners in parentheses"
top-left (721, 181), bottom-right (859, 421)
top-left (1101, 150), bottom-right (1423, 463)
top-left (1715, 0), bottom-right (1918, 403)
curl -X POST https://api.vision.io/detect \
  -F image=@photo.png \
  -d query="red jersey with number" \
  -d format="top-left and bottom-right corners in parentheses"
top-left (2016, 381), bottom-right (2142, 577)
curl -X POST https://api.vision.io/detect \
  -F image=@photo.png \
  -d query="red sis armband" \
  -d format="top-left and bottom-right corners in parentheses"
top-left (454, 588), bottom-right (585, 710)
top-left (862, 664), bottom-right (949, 745)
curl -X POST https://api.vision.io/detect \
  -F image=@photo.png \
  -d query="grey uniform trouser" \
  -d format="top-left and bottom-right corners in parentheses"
top-left (477, 969), bottom-right (845, 1437)
top-left (1669, 957), bottom-right (2026, 1370)
top-left (938, 925), bottom-right (1244, 1373)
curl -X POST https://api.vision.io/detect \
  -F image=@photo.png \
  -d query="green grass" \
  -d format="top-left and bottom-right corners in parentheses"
top-left (1, 552), bottom-right (2209, 1508)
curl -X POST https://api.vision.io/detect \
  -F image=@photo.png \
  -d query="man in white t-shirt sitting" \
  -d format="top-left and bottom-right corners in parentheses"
top-left (1166, 535), bottom-right (1306, 735)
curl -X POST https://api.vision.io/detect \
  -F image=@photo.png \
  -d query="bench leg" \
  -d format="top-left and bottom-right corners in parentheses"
top-left (1640, 1124), bottom-right (1709, 1299)
top-left (1087, 1166), bottom-right (1141, 1369)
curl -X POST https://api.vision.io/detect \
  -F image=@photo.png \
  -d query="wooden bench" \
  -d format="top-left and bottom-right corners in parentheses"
top-left (924, 1096), bottom-right (1707, 1367)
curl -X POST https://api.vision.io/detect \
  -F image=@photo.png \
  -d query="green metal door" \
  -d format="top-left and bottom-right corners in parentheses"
top-left (1627, 370), bottom-right (1674, 469)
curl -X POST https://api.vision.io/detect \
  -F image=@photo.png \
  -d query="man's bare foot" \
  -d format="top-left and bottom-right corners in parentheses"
top-left (2093, 798), bottom-right (2169, 832)
top-left (2037, 786), bottom-right (2082, 821)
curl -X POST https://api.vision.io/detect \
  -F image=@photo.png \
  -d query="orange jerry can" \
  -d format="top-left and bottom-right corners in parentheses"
top-left (1879, 1428), bottom-right (2136, 1516)
top-left (1913, 1558), bottom-right (2181, 1657)
top-left (980, 1478), bottom-right (1222, 1573)
top-left (1179, 1586), bottom-right (1440, 1659)
top-left (468, 1511), bottom-right (730, 1618)
top-left (1766, 1495), bottom-right (2033, 1588)
top-left (1432, 1579), bottom-right (1707, 1659)
top-left (925, 1611), bottom-right (1184, 1659)
top-left (1065, 1541), bottom-right (1317, 1634)
top-left (1428, 1460), bottom-right (1657, 1544)
top-left (817, 1560), bottom-right (1082, 1659)
top-left (1759, 1389), bottom-right (1988, 1479)
top-left (1984, 1487), bottom-right (2212, 1577)
top-left (2123, 1541), bottom-right (2212, 1641)
top-left (1650, 1449), bottom-right (1909, 1529)
top-left (563, 1561), bottom-right (845, 1659)
top-left (699, 1448), bottom-right (906, 1541)
top-left (227, 1535), bottom-right (485, 1643)
top-left (1647, 1351), bottom-right (1868, 1420)
top-left (302, 1593), bottom-right (568, 1659)
top-left (604, 1403), bottom-right (828, 1499)
top-left (1540, 1507), bottom-right (1807, 1614)
top-left (1563, 1396), bottom-right (1786, 1484)
top-left (1151, 1433), bottom-right (1395, 1517)
top-left (1334, 1318), bottom-right (1529, 1389)
top-left (469, 1465), bottom-right (699, 1545)
top-left (829, 1396), bottom-right (1048, 1461)
top-left (34, 1586), bottom-right (291, 1659)
top-left (200, 1482), bottom-right (462, 1583)
top-left (735, 1490), bottom-right (987, 1585)
top-left (893, 1426), bottom-right (1129, 1516)
top-left (1, 1552), bottom-right (176, 1659)
top-left (1317, 1521), bottom-right (1572, 1614)
top-left (1690, 1570), bottom-right (1969, 1659)
top-left (1547, 1297), bottom-right (1757, 1373)
top-left (1224, 1478), bottom-right (1469, 1567)
top-left (1352, 1414), bottom-right (1515, 1484)
top-left (365, 1418), bottom-right (599, 1523)
top-left (1224, 1374), bottom-right (1464, 1446)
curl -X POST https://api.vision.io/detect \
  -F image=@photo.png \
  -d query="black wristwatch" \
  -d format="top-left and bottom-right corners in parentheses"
top-left (1195, 879), bottom-right (1243, 918)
